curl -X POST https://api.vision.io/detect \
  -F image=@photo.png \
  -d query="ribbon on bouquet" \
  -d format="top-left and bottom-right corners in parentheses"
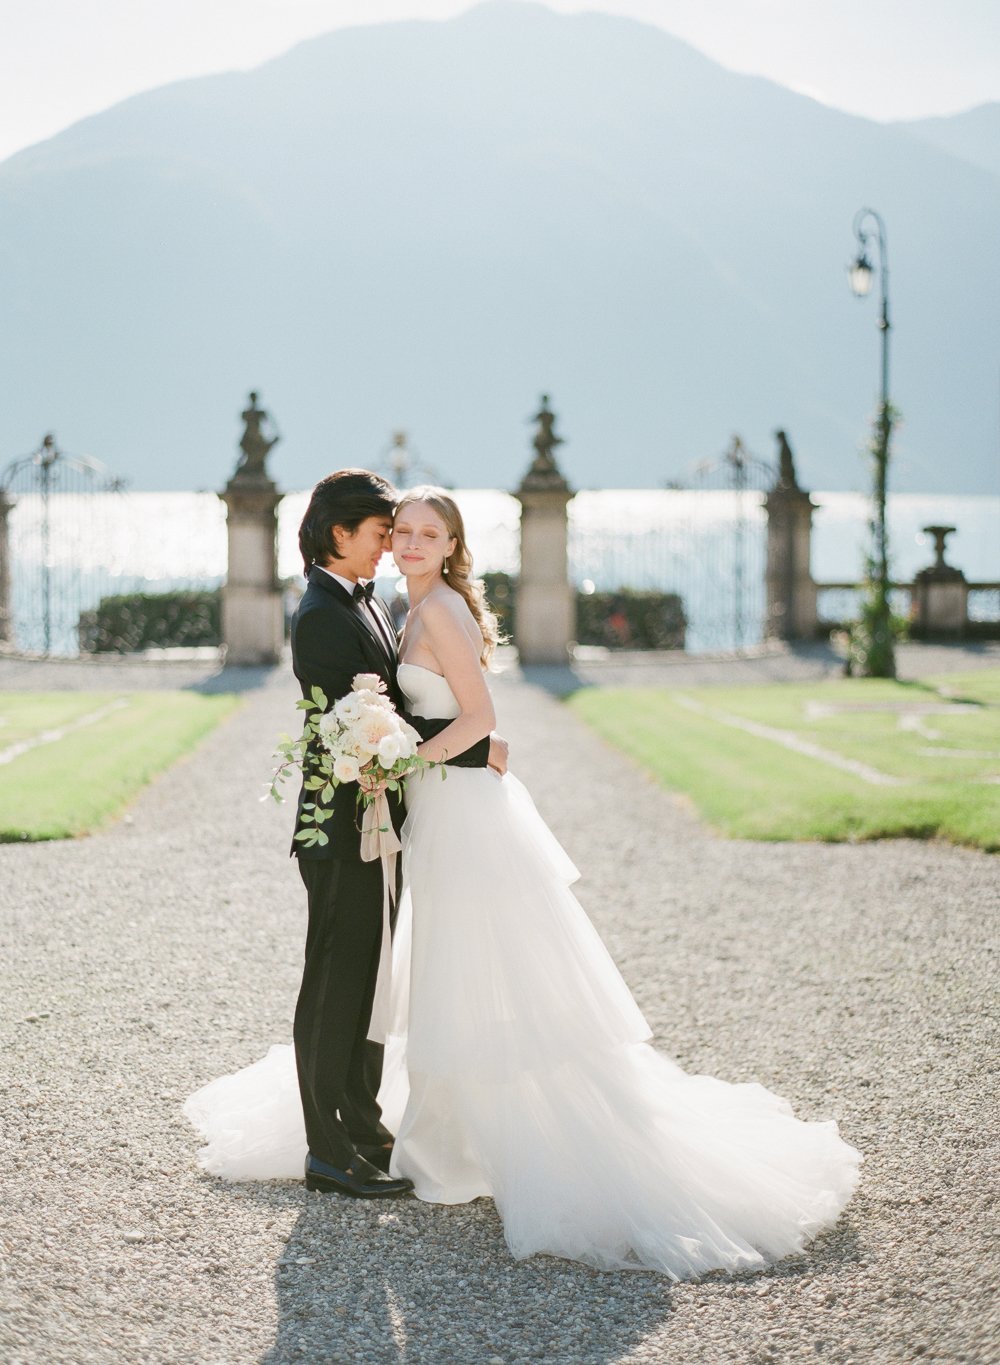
top-left (359, 790), bottom-right (401, 1043)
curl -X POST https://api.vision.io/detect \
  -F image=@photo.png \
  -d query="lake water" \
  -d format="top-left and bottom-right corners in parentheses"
top-left (6, 488), bottom-right (998, 655)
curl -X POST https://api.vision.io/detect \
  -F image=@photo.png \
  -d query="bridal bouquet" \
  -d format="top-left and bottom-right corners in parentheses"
top-left (268, 672), bottom-right (431, 849)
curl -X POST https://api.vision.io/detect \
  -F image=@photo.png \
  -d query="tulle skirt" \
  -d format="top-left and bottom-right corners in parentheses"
top-left (184, 768), bottom-right (862, 1277)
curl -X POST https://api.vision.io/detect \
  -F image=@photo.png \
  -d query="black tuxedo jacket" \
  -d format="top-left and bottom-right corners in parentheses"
top-left (289, 565), bottom-right (490, 860)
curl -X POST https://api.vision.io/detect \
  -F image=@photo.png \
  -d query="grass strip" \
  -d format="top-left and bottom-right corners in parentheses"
top-left (0, 690), bottom-right (241, 841)
top-left (568, 670), bottom-right (1000, 851)
top-left (0, 692), bottom-right (121, 751)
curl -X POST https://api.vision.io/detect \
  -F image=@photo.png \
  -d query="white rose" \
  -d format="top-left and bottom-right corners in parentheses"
top-left (389, 727), bottom-right (418, 762)
top-left (333, 754), bottom-right (361, 783)
top-left (377, 732), bottom-right (403, 767)
top-left (334, 694), bottom-right (364, 724)
top-left (352, 673), bottom-right (386, 695)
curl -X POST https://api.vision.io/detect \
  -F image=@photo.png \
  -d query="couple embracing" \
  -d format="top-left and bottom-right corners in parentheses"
top-left (186, 469), bottom-right (861, 1277)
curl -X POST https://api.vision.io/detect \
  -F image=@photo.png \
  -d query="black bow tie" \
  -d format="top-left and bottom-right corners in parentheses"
top-left (352, 581), bottom-right (375, 604)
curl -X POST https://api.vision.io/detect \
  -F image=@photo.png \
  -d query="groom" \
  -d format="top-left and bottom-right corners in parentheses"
top-left (290, 468), bottom-right (506, 1199)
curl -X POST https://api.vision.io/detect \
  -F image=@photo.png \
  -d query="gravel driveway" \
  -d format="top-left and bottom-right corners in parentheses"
top-left (1, 656), bottom-right (997, 1364)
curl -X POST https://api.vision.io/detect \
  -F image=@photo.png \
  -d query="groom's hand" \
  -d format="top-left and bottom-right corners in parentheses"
top-left (488, 733), bottom-right (509, 776)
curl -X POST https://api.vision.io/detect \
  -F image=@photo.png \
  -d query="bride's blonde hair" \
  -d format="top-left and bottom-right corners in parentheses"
top-left (395, 486), bottom-right (502, 668)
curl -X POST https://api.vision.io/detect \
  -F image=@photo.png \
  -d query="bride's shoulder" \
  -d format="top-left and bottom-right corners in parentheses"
top-left (420, 587), bottom-right (474, 629)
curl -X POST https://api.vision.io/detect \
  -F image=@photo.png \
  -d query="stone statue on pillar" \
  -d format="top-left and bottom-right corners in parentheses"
top-left (220, 391), bottom-right (284, 665)
top-left (514, 396), bottom-right (574, 665)
top-left (763, 429), bottom-right (818, 640)
top-left (775, 429), bottom-right (800, 491)
top-left (524, 395), bottom-right (568, 488)
top-left (237, 391), bottom-right (281, 479)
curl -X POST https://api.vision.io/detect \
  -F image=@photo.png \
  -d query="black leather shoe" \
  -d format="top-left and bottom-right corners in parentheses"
top-left (304, 1152), bottom-right (413, 1199)
top-left (356, 1141), bottom-right (394, 1174)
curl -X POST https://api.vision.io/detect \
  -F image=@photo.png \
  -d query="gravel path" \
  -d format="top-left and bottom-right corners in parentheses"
top-left (2, 658), bottom-right (997, 1364)
top-left (523, 639), bottom-right (1000, 693)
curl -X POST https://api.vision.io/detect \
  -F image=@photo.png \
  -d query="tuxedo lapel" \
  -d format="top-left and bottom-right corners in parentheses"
top-left (306, 566), bottom-right (396, 679)
top-left (372, 598), bottom-right (401, 706)
top-left (351, 597), bottom-right (395, 671)
top-left (370, 596), bottom-right (399, 661)
top-left (356, 603), bottom-right (393, 667)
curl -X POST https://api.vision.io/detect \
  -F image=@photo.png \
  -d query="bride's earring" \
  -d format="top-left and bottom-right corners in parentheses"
top-left (443, 557), bottom-right (449, 575)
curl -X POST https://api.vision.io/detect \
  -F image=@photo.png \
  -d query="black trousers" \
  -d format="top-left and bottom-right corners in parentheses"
top-left (293, 857), bottom-right (394, 1169)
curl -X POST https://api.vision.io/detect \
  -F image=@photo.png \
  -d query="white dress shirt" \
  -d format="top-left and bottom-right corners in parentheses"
top-left (316, 565), bottom-right (396, 659)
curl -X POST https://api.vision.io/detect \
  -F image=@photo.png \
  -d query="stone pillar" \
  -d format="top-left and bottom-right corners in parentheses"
top-left (514, 396), bottom-right (574, 665)
top-left (763, 430), bottom-right (818, 640)
top-left (220, 391), bottom-right (284, 665)
top-left (0, 487), bottom-right (14, 646)
top-left (911, 526), bottom-right (968, 637)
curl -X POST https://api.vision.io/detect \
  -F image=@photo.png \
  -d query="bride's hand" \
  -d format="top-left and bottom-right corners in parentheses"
top-left (359, 767), bottom-right (387, 798)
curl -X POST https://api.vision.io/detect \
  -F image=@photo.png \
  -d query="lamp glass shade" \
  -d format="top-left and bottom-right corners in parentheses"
top-left (849, 257), bottom-right (874, 297)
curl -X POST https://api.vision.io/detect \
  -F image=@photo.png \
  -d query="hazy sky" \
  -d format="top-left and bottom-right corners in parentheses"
top-left (2, 0), bottom-right (998, 163)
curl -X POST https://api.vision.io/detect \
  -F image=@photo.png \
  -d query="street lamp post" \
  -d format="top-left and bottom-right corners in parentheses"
top-left (848, 206), bottom-right (896, 677)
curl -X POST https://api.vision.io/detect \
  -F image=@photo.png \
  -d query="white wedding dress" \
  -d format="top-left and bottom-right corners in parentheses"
top-left (184, 663), bottom-right (861, 1277)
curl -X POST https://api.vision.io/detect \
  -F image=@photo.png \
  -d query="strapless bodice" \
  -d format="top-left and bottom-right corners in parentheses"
top-left (398, 662), bottom-right (461, 720)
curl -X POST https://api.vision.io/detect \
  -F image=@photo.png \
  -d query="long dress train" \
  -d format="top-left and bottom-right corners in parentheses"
top-left (183, 663), bottom-right (861, 1277)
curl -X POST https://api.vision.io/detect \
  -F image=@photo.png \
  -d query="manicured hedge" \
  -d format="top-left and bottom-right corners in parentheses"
top-left (576, 589), bottom-right (686, 650)
top-left (481, 573), bottom-right (685, 650)
top-left (79, 589), bottom-right (221, 653)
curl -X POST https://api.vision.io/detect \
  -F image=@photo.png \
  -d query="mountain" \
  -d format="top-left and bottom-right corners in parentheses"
top-left (898, 103), bottom-right (1000, 179)
top-left (0, 1), bottom-right (998, 495)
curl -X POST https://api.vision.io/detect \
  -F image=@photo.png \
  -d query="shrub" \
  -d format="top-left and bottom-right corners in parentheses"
top-left (576, 590), bottom-right (686, 650)
top-left (79, 589), bottom-right (221, 653)
top-left (480, 574), bottom-right (686, 651)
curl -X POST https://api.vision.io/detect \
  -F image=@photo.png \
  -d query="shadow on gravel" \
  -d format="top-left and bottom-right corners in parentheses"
top-left (227, 1183), bottom-right (864, 1363)
top-left (0, 653), bottom-right (291, 694)
top-left (187, 664), bottom-right (284, 695)
top-left (517, 640), bottom-right (854, 698)
top-left (518, 663), bottom-right (592, 697)
top-left (260, 1195), bottom-right (673, 1364)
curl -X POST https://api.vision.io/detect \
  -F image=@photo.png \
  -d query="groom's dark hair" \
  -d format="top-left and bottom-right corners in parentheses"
top-left (299, 468), bottom-right (397, 574)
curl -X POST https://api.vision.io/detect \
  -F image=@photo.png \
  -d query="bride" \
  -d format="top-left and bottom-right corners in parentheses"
top-left (185, 487), bottom-right (861, 1278)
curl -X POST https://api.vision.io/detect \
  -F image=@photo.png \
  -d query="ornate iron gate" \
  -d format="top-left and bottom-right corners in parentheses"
top-left (568, 437), bottom-right (774, 652)
top-left (681, 436), bottom-right (774, 650)
top-left (0, 435), bottom-right (126, 656)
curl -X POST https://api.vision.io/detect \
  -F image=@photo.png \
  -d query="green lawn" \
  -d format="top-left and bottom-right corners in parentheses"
top-left (0, 690), bottom-right (241, 841)
top-left (568, 669), bottom-right (1000, 851)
